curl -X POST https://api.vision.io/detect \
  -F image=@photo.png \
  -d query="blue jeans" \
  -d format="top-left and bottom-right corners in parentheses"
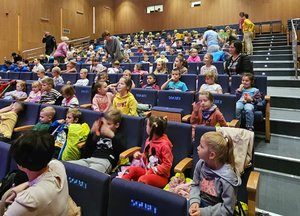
top-left (236, 101), bottom-right (254, 129)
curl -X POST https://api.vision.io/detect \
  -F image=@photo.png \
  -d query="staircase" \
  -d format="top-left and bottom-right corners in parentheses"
top-left (251, 33), bottom-right (300, 215)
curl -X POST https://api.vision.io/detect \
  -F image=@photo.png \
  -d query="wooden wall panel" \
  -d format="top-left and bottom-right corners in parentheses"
top-left (0, 0), bottom-right (113, 61)
top-left (114, 0), bottom-right (300, 34)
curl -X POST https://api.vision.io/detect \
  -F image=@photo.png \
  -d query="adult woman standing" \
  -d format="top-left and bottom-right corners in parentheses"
top-left (4, 131), bottom-right (69, 216)
top-left (54, 36), bottom-right (69, 63)
top-left (224, 40), bottom-right (253, 77)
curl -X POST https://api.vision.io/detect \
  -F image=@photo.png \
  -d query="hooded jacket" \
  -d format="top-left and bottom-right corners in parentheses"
top-left (190, 159), bottom-right (241, 216)
top-left (113, 92), bottom-right (138, 116)
top-left (142, 134), bottom-right (173, 178)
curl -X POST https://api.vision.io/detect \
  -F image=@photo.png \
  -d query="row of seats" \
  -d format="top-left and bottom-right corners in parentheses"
top-left (0, 122), bottom-right (258, 216)
top-left (0, 61), bottom-right (225, 77)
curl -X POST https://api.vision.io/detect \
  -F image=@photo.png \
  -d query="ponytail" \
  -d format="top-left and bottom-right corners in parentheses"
top-left (224, 135), bottom-right (236, 173)
top-left (148, 116), bottom-right (167, 140)
top-left (203, 132), bottom-right (236, 172)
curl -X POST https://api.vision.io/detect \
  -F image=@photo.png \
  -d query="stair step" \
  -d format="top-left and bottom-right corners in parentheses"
top-left (270, 107), bottom-right (300, 122)
top-left (250, 54), bottom-right (293, 61)
top-left (254, 68), bottom-right (295, 76)
top-left (268, 79), bottom-right (300, 87)
top-left (254, 168), bottom-right (300, 215)
top-left (253, 38), bottom-right (287, 43)
top-left (268, 86), bottom-right (300, 98)
top-left (254, 45), bottom-right (292, 51)
top-left (255, 33), bottom-right (286, 38)
top-left (270, 119), bottom-right (300, 136)
top-left (270, 96), bottom-right (300, 109)
top-left (253, 50), bottom-right (292, 55)
top-left (253, 41), bottom-right (288, 46)
top-left (253, 61), bottom-right (294, 68)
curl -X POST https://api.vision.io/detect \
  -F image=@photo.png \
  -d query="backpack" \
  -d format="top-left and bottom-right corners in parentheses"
top-left (0, 170), bottom-right (28, 198)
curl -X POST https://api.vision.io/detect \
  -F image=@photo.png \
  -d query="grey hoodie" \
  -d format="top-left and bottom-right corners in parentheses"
top-left (189, 159), bottom-right (241, 216)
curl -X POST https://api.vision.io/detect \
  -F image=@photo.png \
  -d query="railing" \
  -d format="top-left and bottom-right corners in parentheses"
top-left (21, 36), bottom-right (91, 60)
top-left (291, 18), bottom-right (300, 79)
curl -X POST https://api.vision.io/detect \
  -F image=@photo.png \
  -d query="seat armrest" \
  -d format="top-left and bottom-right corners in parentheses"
top-left (247, 171), bottom-right (260, 216)
top-left (14, 125), bottom-right (35, 132)
top-left (77, 141), bottom-right (86, 149)
top-left (119, 146), bottom-right (142, 159)
top-left (143, 111), bottom-right (152, 117)
top-left (174, 157), bottom-right (193, 173)
top-left (80, 104), bottom-right (92, 109)
top-left (228, 119), bottom-right (239, 128)
top-left (182, 114), bottom-right (191, 123)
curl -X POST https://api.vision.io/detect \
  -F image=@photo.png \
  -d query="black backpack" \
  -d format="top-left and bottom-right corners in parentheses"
top-left (0, 170), bottom-right (28, 198)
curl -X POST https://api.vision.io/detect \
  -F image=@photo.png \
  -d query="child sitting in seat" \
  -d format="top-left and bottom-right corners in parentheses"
top-left (63, 60), bottom-right (77, 73)
top-left (51, 66), bottom-right (65, 86)
top-left (50, 108), bottom-right (90, 161)
top-left (32, 106), bottom-right (56, 132)
top-left (74, 68), bottom-right (89, 86)
top-left (236, 73), bottom-right (262, 131)
top-left (122, 70), bottom-right (136, 89)
top-left (37, 69), bottom-right (48, 82)
top-left (153, 61), bottom-right (168, 74)
top-left (24, 81), bottom-right (42, 103)
top-left (69, 109), bottom-right (125, 173)
top-left (90, 57), bottom-right (107, 74)
top-left (113, 77), bottom-right (138, 116)
top-left (189, 132), bottom-right (240, 216)
top-left (142, 74), bottom-right (160, 90)
top-left (174, 55), bottom-right (188, 75)
top-left (132, 63), bottom-right (148, 76)
top-left (200, 53), bottom-right (218, 75)
top-left (190, 91), bottom-right (227, 139)
top-left (108, 60), bottom-right (123, 74)
top-left (40, 78), bottom-right (62, 104)
top-left (92, 81), bottom-right (114, 112)
top-left (122, 53), bottom-right (132, 63)
top-left (0, 102), bottom-right (24, 142)
top-left (60, 85), bottom-right (79, 108)
top-left (161, 68), bottom-right (188, 92)
top-left (122, 116), bottom-right (173, 188)
top-left (187, 48), bottom-right (201, 63)
top-left (3, 80), bottom-right (27, 101)
top-left (199, 71), bottom-right (223, 94)
top-left (155, 51), bottom-right (169, 63)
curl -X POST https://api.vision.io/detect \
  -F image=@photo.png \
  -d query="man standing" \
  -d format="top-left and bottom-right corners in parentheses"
top-left (42, 32), bottom-right (57, 55)
top-left (203, 25), bottom-right (223, 53)
top-left (243, 14), bottom-right (255, 55)
top-left (102, 31), bottom-right (123, 62)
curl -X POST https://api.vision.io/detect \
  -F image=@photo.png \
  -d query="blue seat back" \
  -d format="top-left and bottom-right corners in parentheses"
top-left (180, 74), bottom-right (197, 91)
top-left (64, 162), bottom-right (110, 216)
top-left (80, 64), bottom-right (91, 72)
top-left (0, 141), bottom-right (11, 179)
top-left (187, 62), bottom-right (199, 74)
top-left (61, 73), bottom-right (78, 84)
top-left (118, 115), bottom-right (145, 149)
top-left (213, 93), bottom-right (237, 121)
top-left (80, 109), bottom-right (103, 128)
top-left (131, 88), bottom-right (158, 106)
top-left (166, 122), bottom-right (192, 175)
top-left (16, 102), bottom-right (41, 127)
top-left (0, 72), bottom-right (8, 79)
top-left (7, 72), bottom-right (20, 80)
top-left (131, 73), bottom-right (141, 88)
top-left (130, 56), bottom-right (140, 63)
top-left (0, 99), bottom-right (14, 109)
top-left (157, 90), bottom-right (194, 115)
top-left (74, 86), bottom-right (92, 105)
top-left (87, 73), bottom-right (96, 85)
top-left (108, 178), bottom-right (187, 216)
top-left (214, 61), bottom-right (225, 74)
top-left (108, 74), bottom-right (120, 84)
top-left (20, 72), bottom-right (32, 80)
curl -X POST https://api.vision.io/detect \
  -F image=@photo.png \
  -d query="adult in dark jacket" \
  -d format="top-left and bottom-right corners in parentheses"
top-left (224, 40), bottom-right (253, 76)
top-left (102, 31), bottom-right (123, 62)
top-left (42, 32), bottom-right (57, 55)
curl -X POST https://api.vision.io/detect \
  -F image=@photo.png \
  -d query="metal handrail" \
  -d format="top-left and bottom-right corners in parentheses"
top-left (291, 18), bottom-right (300, 79)
top-left (21, 35), bottom-right (91, 60)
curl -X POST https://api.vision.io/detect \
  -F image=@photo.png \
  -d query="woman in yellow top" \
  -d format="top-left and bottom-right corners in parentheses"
top-left (113, 77), bottom-right (138, 116)
top-left (242, 14), bottom-right (255, 55)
